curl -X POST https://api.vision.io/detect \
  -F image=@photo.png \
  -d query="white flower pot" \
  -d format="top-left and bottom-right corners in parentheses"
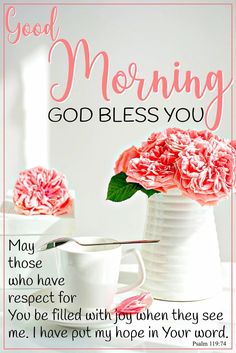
top-left (141, 190), bottom-right (222, 301)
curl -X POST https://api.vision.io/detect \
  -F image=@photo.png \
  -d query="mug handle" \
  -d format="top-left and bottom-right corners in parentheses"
top-left (116, 248), bottom-right (146, 294)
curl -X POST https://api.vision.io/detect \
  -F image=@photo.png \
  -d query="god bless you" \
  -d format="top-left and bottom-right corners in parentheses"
top-left (48, 38), bottom-right (232, 131)
top-left (5, 5), bottom-right (232, 131)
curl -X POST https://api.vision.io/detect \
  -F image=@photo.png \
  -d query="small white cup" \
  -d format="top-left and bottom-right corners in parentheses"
top-left (56, 237), bottom-right (146, 313)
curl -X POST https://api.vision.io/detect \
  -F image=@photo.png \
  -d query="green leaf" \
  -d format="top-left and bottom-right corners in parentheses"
top-left (140, 188), bottom-right (160, 198)
top-left (106, 172), bottom-right (161, 202)
top-left (106, 172), bottom-right (140, 202)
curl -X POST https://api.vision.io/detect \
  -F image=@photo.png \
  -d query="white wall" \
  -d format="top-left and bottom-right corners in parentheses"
top-left (1, 0), bottom-right (235, 261)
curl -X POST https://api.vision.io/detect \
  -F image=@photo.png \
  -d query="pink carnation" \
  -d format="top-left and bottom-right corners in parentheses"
top-left (111, 292), bottom-right (153, 315)
top-left (13, 166), bottom-right (72, 215)
top-left (114, 146), bottom-right (140, 174)
top-left (174, 138), bottom-right (236, 205)
top-left (126, 128), bottom-right (185, 192)
top-left (111, 129), bottom-right (236, 204)
top-left (165, 128), bottom-right (193, 154)
top-left (126, 145), bottom-right (177, 193)
top-left (139, 131), bottom-right (166, 153)
top-left (139, 128), bottom-right (190, 156)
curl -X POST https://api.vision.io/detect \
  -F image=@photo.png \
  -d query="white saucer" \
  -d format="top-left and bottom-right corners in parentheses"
top-left (27, 266), bottom-right (143, 328)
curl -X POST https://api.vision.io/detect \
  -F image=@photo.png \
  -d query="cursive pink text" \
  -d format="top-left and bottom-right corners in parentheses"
top-left (5, 6), bottom-right (59, 44)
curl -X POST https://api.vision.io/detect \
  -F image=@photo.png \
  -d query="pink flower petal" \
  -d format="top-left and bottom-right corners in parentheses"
top-left (112, 292), bottom-right (153, 315)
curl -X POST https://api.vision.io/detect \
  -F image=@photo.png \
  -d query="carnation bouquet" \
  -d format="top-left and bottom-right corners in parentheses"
top-left (107, 128), bottom-right (236, 206)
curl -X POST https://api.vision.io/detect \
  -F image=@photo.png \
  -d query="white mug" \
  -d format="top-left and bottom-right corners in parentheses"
top-left (56, 237), bottom-right (146, 313)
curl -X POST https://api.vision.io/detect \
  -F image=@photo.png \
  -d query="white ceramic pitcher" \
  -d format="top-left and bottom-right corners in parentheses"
top-left (141, 190), bottom-right (222, 301)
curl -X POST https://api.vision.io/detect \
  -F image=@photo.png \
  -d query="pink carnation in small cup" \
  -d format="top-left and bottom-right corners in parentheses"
top-left (111, 292), bottom-right (153, 315)
top-left (13, 166), bottom-right (72, 215)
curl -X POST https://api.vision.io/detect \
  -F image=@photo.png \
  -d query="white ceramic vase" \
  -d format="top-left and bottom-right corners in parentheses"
top-left (141, 190), bottom-right (222, 301)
